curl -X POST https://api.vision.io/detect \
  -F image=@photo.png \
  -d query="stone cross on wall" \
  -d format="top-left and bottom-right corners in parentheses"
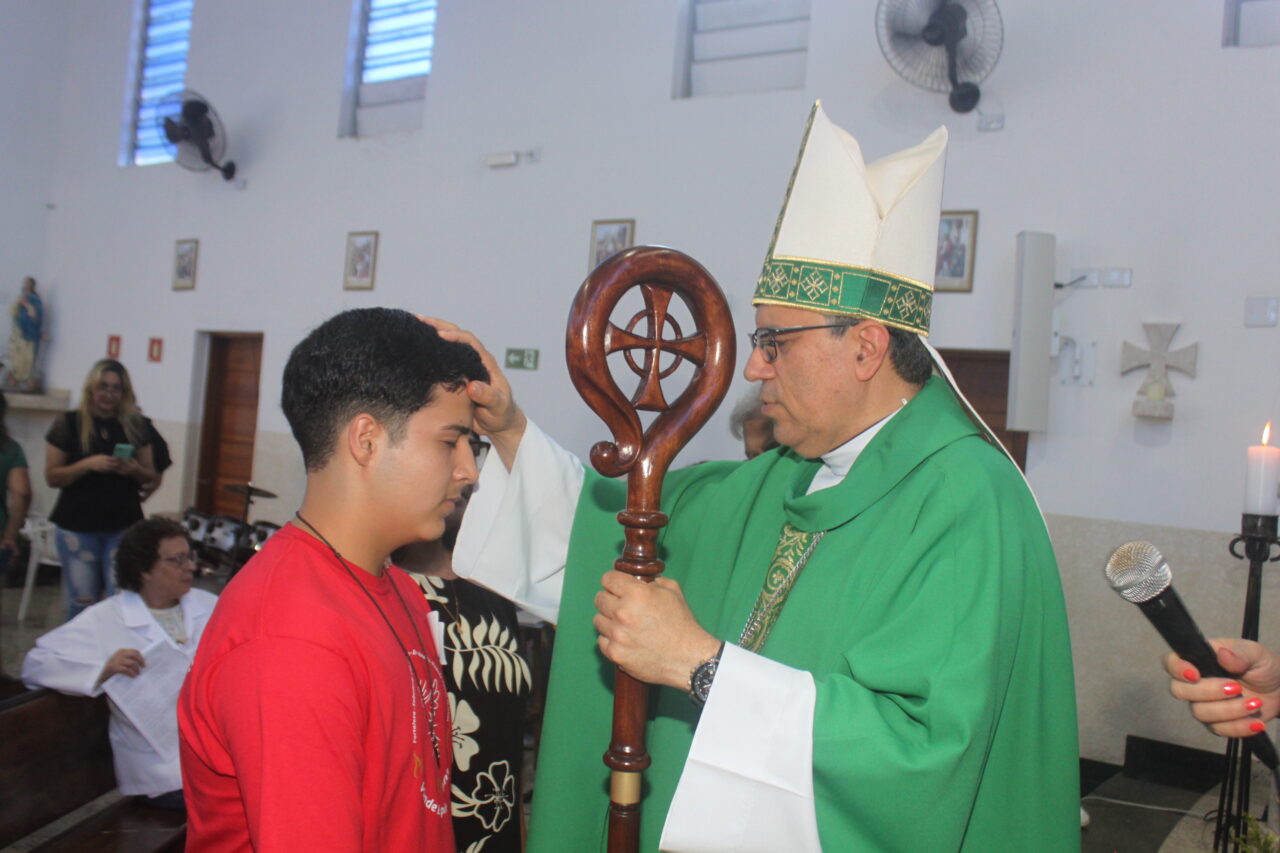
top-left (1120, 322), bottom-right (1198, 420)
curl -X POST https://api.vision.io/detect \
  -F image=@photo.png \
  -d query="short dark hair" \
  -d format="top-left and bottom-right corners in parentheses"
top-left (282, 308), bottom-right (490, 470)
top-left (115, 518), bottom-right (190, 592)
top-left (824, 315), bottom-right (933, 387)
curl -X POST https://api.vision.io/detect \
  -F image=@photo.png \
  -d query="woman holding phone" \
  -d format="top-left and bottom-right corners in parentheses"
top-left (46, 359), bottom-right (154, 618)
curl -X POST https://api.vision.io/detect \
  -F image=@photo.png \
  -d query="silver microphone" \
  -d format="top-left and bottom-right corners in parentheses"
top-left (1104, 540), bottom-right (1278, 770)
top-left (1104, 541), bottom-right (1172, 604)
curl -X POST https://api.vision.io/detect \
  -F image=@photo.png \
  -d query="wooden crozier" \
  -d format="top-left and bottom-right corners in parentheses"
top-left (565, 246), bottom-right (736, 853)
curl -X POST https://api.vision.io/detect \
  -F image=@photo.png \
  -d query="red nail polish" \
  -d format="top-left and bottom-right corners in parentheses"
top-left (1182, 669), bottom-right (1200, 682)
top-left (1245, 698), bottom-right (1264, 712)
top-left (1224, 683), bottom-right (1243, 697)
top-left (1250, 721), bottom-right (1267, 733)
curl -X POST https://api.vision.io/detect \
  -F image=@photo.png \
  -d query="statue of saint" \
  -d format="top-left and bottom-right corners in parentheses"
top-left (6, 277), bottom-right (43, 393)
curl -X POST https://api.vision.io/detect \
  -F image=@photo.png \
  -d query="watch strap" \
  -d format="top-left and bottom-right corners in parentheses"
top-left (689, 641), bottom-right (726, 706)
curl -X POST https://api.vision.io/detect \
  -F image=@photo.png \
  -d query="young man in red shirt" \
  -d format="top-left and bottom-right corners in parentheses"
top-left (179, 308), bottom-right (489, 851)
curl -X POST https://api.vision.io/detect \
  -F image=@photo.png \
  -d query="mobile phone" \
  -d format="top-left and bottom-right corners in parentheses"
top-left (113, 443), bottom-right (134, 460)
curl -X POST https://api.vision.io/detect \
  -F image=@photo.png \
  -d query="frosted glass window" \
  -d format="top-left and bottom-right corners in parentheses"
top-left (340, 0), bottom-right (436, 136)
top-left (1224, 0), bottom-right (1280, 47)
top-left (675, 0), bottom-right (810, 98)
top-left (363, 0), bottom-right (436, 83)
top-left (122, 0), bottom-right (194, 166)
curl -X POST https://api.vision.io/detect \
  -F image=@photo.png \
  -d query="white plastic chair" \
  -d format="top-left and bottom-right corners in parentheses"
top-left (17, 515), bottom-right (60, 622)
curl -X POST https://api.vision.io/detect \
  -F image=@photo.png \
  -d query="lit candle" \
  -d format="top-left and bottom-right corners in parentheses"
top-left (1245, 422), bottom-right (1280, 516)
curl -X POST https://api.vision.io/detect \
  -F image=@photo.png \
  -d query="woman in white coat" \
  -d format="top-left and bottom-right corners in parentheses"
top-left (22, 517), bottom-right (217, 809)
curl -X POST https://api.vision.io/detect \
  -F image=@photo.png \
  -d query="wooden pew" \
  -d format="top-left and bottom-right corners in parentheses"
top-left (0, 687), bottom-right (186, 852)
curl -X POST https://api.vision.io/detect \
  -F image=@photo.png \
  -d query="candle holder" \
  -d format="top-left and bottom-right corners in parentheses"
top-left (1214, 513), bottom-right (1280, 853)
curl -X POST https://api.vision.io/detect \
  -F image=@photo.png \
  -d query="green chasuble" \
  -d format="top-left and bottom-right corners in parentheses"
top-left (527, 377), bottom-right (1079, 852)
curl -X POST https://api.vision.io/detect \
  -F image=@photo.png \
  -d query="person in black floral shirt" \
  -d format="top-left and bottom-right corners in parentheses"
top-left (394, 438), bottom-right (532, 853)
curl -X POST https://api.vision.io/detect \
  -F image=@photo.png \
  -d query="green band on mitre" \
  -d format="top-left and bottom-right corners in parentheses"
top-left (753, 256), bottom-right (933, 335)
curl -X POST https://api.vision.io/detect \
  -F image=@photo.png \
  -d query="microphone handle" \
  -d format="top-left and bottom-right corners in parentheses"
top-left (1138, 587), bottom-right (1279, 770)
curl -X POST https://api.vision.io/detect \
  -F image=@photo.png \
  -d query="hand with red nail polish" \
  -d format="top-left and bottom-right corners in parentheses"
top-left (1164, 639), bottom-right (1280, 739)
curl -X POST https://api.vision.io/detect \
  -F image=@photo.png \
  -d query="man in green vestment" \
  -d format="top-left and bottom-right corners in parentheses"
top-left (446, 102), bottom-right (1080, 852)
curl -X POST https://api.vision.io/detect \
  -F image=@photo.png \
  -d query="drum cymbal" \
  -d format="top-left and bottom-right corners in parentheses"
top-left (223, 483), bottom-right (278, 499)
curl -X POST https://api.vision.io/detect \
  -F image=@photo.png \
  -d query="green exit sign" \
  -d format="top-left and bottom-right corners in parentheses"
top-left (504, 348), bottom-right (540, 370)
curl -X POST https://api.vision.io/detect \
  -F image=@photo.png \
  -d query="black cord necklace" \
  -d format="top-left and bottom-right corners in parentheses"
top-left (426, 575), bottom-right (461, 625)
top-left (294, 512), bottom-right (448, 789)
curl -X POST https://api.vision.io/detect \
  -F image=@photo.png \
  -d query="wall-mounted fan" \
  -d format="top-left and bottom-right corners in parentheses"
top-left (154, 90), bottom-right (237, 181)
top-left (875, 0), bottom-right (1003, 114)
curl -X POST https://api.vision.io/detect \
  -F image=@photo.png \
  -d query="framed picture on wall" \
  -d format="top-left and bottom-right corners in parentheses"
top-left (589, 219), bottom-right (635, 270)
top-left (173, 239), bottom-right (199, 290)
top-left (935, 211), bottom-right (978, 293)
top-left (344, 231), bottom-right (378, 290)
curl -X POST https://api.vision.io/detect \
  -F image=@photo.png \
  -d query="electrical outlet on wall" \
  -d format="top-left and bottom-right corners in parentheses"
top-left (1058, 338), bottom-right (1096, 386)
top-left (1244, 296), bottom-right (1279, 327)
top-left (1101, 268), bottom-right (1132, 288)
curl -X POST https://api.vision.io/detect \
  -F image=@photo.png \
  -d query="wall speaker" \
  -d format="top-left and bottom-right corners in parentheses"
top-left (1007, 231), bottom-right (1055, 432)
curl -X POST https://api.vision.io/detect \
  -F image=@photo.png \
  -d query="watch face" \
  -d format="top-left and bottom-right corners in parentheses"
top-left (691, 658), bottom-right (719, 705)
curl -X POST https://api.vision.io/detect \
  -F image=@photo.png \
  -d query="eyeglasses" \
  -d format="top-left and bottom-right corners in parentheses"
top-left (470, 437), bottom-right (490, 469)
top-left (94, 382), bottom-right (123, 395)
top-left (749, 322), bottom-right (860, 364)
top-left (159, 552), bottom-right (195, 567)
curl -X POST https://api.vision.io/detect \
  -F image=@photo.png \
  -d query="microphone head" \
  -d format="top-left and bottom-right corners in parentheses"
top-left (1105, 541), bottom-right (1172, 604)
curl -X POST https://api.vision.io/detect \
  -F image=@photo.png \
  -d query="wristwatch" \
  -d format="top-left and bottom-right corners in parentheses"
top-left (689, 642), bottom-right (726, 706)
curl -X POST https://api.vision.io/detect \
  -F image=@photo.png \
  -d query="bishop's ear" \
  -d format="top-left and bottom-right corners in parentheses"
top-left (851, 321), bottom-right (892, 379)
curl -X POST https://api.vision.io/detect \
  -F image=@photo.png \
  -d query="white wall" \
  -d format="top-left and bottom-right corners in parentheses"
top-left (0, 0), bottom-right (69, 317)
top-left (5, 0), bottom-right (1279, 763)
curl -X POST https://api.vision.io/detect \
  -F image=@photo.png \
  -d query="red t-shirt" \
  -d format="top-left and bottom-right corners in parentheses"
top-left (179, 524), bottom-right (453, 852)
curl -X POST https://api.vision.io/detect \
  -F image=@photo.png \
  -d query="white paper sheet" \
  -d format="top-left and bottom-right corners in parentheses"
top-left (101, 640), bottom-right (188, 762)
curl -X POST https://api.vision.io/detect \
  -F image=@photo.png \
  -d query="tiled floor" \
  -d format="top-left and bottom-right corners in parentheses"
top-left (1085, 774), bottom-right (1220, 853)
top-left (2, 567), bottom-right (74, 676)
top-left (4, 574), bottom-right (1278, 852)
top-left (1084, 769), bottom-right (1278, 852)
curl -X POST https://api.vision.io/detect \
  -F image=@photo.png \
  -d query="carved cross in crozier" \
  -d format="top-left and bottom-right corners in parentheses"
top-left (602, 284), bottom-right (707, 412)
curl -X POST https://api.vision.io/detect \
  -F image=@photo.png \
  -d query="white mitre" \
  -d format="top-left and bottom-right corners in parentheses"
top-left (754, 101), bottom-right (947, 335)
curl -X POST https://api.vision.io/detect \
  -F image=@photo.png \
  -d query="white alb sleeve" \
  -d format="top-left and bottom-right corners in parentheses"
top-left (660, 643), bottom-right (822, 852)
top-left (21, 624), bottom-right (106, 697)
top-left (452, 419), bottom-right (585, 624)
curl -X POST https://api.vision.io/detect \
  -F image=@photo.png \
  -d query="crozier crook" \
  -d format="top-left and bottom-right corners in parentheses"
top-left (565, 246), bottom-right (736, 853)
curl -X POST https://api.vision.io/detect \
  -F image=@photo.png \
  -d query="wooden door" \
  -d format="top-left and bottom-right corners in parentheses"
top-left (935, 349), bottom-right (1028, 472)
top-left (196, 334), bottom-right (263, 517)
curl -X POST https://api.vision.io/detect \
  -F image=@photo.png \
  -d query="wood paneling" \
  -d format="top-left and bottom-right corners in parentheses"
top-left (936, 348), bottom-right (1028, 472)
top-left (0, 689), bottom-right (114, 845)
top-left (0, 689), bottom-right (186, 851)
top-left (196, 335), bottom-right (263, 518)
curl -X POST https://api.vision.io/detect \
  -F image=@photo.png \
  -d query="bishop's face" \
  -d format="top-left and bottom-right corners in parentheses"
top-left (743, 305), bottom-right (868, 459)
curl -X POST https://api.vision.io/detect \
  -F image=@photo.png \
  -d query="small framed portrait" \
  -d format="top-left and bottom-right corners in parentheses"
top-left (173, 239), bottom-right (198, 290)
top-left (589, 219), bottom-right (635, 270)
top-left (344, 231), bottom-right (379, 290)
top-left (935, 211), bottom-right (978, 293)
